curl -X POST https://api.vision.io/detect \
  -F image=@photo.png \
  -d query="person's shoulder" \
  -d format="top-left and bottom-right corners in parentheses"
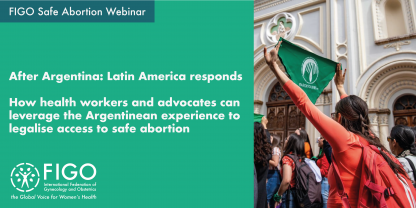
top-left (396, 157), bottom-right (410, 170)
top-left (272, 147), bottom-right (280, 154)
top-left (405, 155), bottom-right (416, 165)
top-left (401, 155), bottom-right (416, 162)
top-left (397, 157), bottom-right (408, 165)
top-left (282, 155), bottom-right (294, 164)
top-left (282, 155), bottom-right (294, 161)
top-left (349, 133), bottom-right (368, 146)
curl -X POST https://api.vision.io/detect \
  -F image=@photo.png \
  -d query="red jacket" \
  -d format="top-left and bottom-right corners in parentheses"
top-left (316, 154), bottom-right (329, 178)
top-left (283, 80), bottom-right (416, 207)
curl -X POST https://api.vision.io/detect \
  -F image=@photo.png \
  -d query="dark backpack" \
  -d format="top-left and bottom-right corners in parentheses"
top-left (286, 154), bottom-right (323, 208)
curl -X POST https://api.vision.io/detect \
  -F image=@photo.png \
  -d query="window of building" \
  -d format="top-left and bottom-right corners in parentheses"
top-left (372, 0), bottom-right (415, 44)
top-left (393, 94), bottom-right (416, 127)
top-left (385, 0), bottom-right (407, 38)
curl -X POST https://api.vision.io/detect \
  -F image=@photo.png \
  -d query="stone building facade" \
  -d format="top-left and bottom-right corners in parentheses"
top-left (254, 0), bottom-right (416, 153)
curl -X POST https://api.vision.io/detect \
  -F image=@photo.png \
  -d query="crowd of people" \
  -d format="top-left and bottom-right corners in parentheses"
top-left (254, 42), bottom-right (416, 208)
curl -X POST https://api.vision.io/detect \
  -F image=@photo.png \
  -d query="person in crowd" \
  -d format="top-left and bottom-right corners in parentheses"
top-left (295, 128), bottom-right (313, 158)
top-left (388, 125), bottom-right (416, 186)
top-left (322, 136), bottom-right (333, 164)
top-left (267, 134), bottom-right (282, 208)
top-left (263, 43), bottom-right (410, 207)
top-left (262, 116), bottom-right (271, 143)
top-left (317, 137), bottom-right (330, 208)
top-left (255, 122), bottom-right (272, 208)
top-left (274, 133), bottom-right (305, 208)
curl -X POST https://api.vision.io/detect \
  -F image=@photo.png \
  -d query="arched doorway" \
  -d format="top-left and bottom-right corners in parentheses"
top-left (266, 82), bottom-right (306, 139)
top-left (393, 94), bottom-right (416, 127)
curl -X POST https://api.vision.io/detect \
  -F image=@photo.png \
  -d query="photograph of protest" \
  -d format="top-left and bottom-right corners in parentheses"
top-left (253, 0), bottom-right (416, 207)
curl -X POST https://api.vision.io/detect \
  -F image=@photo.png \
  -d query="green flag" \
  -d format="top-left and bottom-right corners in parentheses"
top-left (277, 37), bottom-right (340, 104)
top-left (254, 113), bottom-right (263, 123)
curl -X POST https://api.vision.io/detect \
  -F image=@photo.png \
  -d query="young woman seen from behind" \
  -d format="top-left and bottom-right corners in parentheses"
top-left (254, 122), bottom-right (272, 208)
top-left (295, 128), bottom-right (314, 159)
top-left (274, 133), bottom-right (305, 208)
top-left (317, 137), bottom-right (330, 208)
top-left (263, 43), bottom-right (415, 207)
top-left (266, 134), bottom-right (282, 208)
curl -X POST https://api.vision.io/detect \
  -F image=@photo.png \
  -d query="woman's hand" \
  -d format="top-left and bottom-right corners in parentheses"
top-left (264, 41), bottom-right (282, 68)
top-left (334, 64), bottom-right (346, 87)
top-left (334, 63), bottom-right (347, 97)
top-left (263, 41), bottom-right (290, 85)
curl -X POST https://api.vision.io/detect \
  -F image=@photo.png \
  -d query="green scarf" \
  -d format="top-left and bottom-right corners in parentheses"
top-left (277, 37), bottom-right (341, 104)
top-left (254, 113), bottom-right (264, 123)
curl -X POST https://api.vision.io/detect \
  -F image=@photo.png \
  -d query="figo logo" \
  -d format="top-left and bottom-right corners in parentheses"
top-left (44, 163), bottom-right (96, 180)
top-left (10, 163), bottom-right (40, 192)
top-left (11, 163), bottom-right (96, 192)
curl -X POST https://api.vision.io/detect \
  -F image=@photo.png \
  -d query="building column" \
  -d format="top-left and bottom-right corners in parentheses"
top-left (378, 109), bottom-right (391, 151)
top-left (369, 109), bottom-right (380, 139)
top-left (254, 100), bottom-right (263, 114)
top-left (369, 109), bottom-right (391, 150)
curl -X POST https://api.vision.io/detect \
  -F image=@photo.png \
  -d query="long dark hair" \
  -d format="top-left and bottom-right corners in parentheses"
top-left (282, 133), bottom-right (306, 162)
top-left (271, 134), bottom-right (283, 151)
top-left (254, 122), bottom-right (272, 166)
top-left (299, 128), bottom-right (314, 156)
top-left (335, 95), bottom-right (406, 176)
top-left (390, 125), bottom-right (416, 155)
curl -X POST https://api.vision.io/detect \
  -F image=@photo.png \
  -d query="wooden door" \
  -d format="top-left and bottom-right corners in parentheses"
top-left (393, 95), bottom-right (416, 127)
top-left (266, 82), bottom-right (306, 139)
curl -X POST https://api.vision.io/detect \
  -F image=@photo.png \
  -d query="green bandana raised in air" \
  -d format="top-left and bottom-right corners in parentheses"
top-left (277, 37), bottom-right (341, 104)
top-left (254, 113), bottom-right (263, 123)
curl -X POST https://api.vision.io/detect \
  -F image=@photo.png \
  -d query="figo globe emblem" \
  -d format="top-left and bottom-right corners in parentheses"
top-left (301, 57), bottom-right (319, 84)
top-left (10, 163), bottom-right (40, 192)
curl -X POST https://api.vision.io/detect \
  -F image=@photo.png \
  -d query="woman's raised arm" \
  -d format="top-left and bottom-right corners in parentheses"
top-left (263, 43), bottom-right (290, 85)
top-left (263, 45), bottom-right (352, 153)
